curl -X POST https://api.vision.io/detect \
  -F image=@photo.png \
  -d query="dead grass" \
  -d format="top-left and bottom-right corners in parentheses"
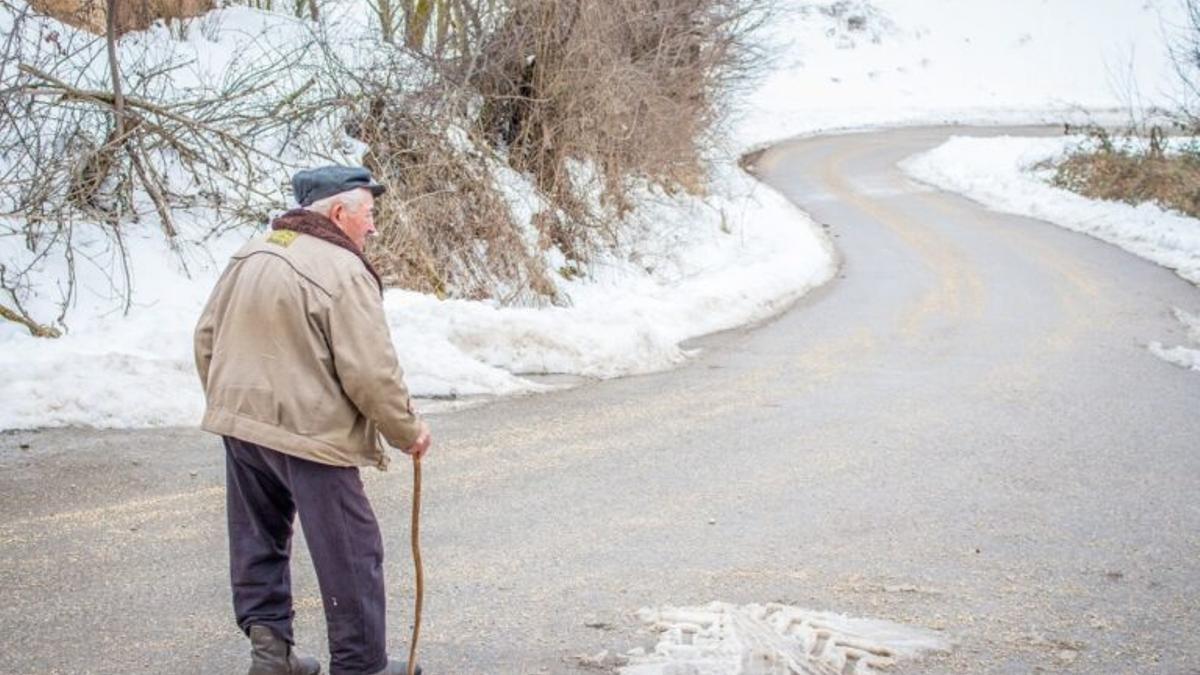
top-left (28, 0), bottom-right (213, 35)
top-left (353, 104), bottom-right (560, 304)
top-left (1050, 129), bottom-right (1200, 219)
top-left (1, 0), bottom-right (774, 338)
top-left (346, 0), bottom-right (772, 305)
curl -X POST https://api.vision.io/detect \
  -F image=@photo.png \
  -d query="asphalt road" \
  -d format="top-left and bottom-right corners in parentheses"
top-left (2, 126), bottom-right (1199, 674)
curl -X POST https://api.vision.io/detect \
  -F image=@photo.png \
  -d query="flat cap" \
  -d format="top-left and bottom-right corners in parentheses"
top-left (292, 165), bottom-right (386, 207)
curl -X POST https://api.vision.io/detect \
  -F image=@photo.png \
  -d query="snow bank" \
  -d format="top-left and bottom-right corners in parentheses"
top-left (0, 157), bottom-right (833, 429)
top-left (737, 0), bottom-right (1186, 150)
top-left (392, 169), bottom-right (833, 392)
top-left (620, 602), bottom-right (949, 675)
top-left (900, 134), bottom-right (1200, 372)
top-left (900, 135), bottom-right (1200, 285)
top-left (0, 2), bottom-right (835, 430)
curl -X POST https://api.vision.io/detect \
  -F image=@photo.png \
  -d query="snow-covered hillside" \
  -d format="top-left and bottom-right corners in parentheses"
top-left (0, 2), bottom-right (837, 429)
top-left (738, 0), bottom-right (1186, 149)
top-left (0, 0), bottom-right (1187, 429)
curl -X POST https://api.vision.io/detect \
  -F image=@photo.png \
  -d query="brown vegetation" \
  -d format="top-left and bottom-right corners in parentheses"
top-left (1050, 127), bottom-right (1200, 219)
top-left (353, 0), bottom-right (771, 303)
top-left (0, 0), bottom-right (770, 335)
top-left (353, 102), bottom-right (559, 303)
top-left (28, 0), bottom-right (212, 35)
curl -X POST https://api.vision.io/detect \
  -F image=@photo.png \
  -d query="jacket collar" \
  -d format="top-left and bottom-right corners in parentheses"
top-left (271, 208), bottom-right (383, 294)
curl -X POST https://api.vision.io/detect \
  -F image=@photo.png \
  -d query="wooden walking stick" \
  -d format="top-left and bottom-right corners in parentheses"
top-left (407, 453), bottom-right (423, 675)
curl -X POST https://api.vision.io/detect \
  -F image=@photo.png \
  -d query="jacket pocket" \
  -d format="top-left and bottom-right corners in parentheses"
top-left (220, 386), bottom-right (280, 426)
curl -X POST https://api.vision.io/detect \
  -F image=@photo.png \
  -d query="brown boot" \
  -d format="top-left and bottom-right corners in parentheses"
top-left (247, 625), bottom-right (321, 675)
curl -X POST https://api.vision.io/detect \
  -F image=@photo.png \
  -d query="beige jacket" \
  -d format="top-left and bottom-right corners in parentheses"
top-left (194, 228), bottom-right (422, 469)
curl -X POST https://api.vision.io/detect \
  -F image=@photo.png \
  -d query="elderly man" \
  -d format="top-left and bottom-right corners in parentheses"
top-left (194, 166), bottom-right (430, 675)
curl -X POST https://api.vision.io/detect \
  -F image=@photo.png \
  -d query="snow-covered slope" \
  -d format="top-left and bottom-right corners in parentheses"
top-left (0, 3), bottom-right (836, 429)
top-left (0, 159), bottom-right (834, 428)
top-left (1, 0), bottom-right (1186, 429)
top-left (738, 0), bottom-right (1186, 149)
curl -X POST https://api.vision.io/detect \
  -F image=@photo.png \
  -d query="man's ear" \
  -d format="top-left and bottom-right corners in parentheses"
top-left (328, 201), bottom-right (342, 224)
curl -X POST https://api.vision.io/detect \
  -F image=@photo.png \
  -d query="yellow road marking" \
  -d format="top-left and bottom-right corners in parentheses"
top-left (819, 138), bottom-right (986, 340)
top-left (2, 486), bottom-right (224, 531)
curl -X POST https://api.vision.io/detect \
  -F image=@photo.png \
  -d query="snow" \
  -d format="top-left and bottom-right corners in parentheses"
top-left (737, 0), bottom-right (1188, 151)
top-left (386, 162), bottom-right (835, 395)
top-left (1149, 308), bottom-right (1200, 372)
top-left (901, 135), bottom-right (1200, 285)
top-left (1, 0), bottom-right (1188, 429)
top-left (619, 602), bottom-right (949, 675)
top-left (0, 1), bottom-right (839, 430)
top-left (0, 143), bottom-right (833, 429)
top-left (900, 133), bottom-right (1200, 371)
top-left (0, 227), bottom-right (246, 428)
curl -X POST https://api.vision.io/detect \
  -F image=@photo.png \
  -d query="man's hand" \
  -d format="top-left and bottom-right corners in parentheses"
top-left (403, 421), bottom-right (431, 459)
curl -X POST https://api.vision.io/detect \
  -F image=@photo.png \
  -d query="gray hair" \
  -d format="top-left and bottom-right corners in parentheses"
top-left (306, 187), bottom-right (371, 216)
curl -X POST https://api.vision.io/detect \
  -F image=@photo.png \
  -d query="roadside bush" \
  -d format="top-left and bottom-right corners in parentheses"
top-left (0, 0), bottom-right (341, 334)
top-left (1050, 127), bottom-right (1200, 219)
top-left (0, 0), bottom-right (773, 335)
top-left (1046, 1), bottom-right (1200, 222)
top-left (344, 85), bottom-right (559, 303)
top-left (345, 0), bottom-right (772, 303)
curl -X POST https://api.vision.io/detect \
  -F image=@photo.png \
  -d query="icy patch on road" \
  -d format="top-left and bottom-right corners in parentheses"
top-left (620, 602), bottom-right (949, 675)
top-left (1149, 308), bottom-right (1200, 372)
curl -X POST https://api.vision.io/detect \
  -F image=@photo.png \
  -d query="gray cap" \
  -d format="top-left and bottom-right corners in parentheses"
top-left (292, 165), bottom-right (386, 206)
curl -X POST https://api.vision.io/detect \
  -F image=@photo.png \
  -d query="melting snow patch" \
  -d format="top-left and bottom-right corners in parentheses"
top-left (1149, 308), bottom-right (1200, 372)
top-left (620, 602), bottom-right (949, 675)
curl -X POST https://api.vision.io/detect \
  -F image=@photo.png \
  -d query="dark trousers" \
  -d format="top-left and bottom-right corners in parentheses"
top-left (224, 436), bottom-right (389, 675)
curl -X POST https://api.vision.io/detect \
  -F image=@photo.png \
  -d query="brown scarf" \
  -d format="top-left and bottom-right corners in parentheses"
top-left (271, 208), bottom-right (383, 294)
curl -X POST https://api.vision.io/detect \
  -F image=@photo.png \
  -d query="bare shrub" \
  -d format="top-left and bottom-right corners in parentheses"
top-left (1171, 0), bottom-right (1200, 131)
top-left (467, 0), bottom-right (773, 262)
top-left (327, 40), bottom-right (560, 304)
top-left (353, 100), bottom-right (558, 302)
top-left (1050, 127), bottom-right (1200, 219)
top-left (1, 0), bottom-right (774, 335)
top-left (0, 0), bottom-right (337, 333)
top-left (27, 0), bottom-right (213, 36)
top-left (334, 0), bottom-right (773, 306)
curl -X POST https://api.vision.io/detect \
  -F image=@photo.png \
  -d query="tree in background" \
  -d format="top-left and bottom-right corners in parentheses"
top-left (1172, 0), bottom-right (1200, 131)
top-left (0, 0), bottom-right (773, 334)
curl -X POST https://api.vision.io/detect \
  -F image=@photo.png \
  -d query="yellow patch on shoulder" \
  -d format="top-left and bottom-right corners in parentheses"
top-left (267, 230), bottom-right (299, 247)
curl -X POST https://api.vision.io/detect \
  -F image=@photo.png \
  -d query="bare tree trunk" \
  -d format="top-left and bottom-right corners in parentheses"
top-left (105, 0), bottom-right (125, 139)
top-left (104, 0), bottom-right (179, 243)
top-left (406, 0), bottom-right (433, 50)
top-left (376, 0), bottom-right (397, 43)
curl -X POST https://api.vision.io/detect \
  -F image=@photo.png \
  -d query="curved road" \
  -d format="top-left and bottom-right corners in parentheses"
top-left (2, 127), bottom-right (1199, 674)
